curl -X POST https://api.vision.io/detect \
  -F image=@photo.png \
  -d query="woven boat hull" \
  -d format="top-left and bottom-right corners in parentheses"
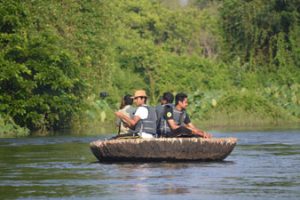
top-left (90, 138), bottom-right (237, 162)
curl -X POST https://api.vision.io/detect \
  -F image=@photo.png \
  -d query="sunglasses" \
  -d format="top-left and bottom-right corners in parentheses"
top-left (134, 96), bottom-right (146, 100)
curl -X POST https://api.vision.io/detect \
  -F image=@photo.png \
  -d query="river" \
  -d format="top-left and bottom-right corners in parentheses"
top-left (0, 129), bottom-right (300, 200)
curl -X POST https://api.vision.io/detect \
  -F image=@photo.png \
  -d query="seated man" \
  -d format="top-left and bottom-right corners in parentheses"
top-left (115, 90), bottom-right (157, 139)
top-left (156, 92), bottom-right (174, 137)
top-left (163, 92), bottom-right (212, 138)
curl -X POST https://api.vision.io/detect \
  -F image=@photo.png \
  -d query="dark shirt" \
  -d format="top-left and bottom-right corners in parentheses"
top-left (155, 104), bottom-right (164, 119)
top-left (164, 106), bottom-right (191, 124)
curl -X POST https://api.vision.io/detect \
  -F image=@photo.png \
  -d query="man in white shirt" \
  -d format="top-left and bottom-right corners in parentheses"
top-left (115, 90), bottom-right (156, 139)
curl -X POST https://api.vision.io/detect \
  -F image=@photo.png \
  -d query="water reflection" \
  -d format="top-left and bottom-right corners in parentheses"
top-left (158, 186), bottom-right (190, 195)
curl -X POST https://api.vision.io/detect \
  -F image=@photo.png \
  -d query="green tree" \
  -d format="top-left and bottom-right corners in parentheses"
top-left (0, 0), bottom-right (86, 132)
top-left (221, 0), bottom-right (300, 73)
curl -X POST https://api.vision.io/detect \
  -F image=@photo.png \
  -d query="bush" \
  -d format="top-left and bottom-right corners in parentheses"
top-left (0, 114), bottom-right (29, 138)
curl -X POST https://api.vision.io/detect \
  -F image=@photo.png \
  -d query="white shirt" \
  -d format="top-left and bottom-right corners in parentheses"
top-left (134, 106), bottom-right (148, 120)
top-left (134, 105), bottom-right (154, 139)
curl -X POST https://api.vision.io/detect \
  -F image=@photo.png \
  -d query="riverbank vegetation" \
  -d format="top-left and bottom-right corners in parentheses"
top-left (0, 0), bottom-right (299, 137)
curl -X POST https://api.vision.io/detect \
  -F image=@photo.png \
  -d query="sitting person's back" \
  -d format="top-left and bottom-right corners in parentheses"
top-left (116, 94), bottom-right (136, 134)
top-left (156, 92), bottom-right (174, 137)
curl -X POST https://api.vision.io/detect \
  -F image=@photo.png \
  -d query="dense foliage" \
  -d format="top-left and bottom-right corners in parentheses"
top-left (0, 0), bottom-right (299, 136)
top-left (0, 1), bottom-right (87, 135)
top-left (221, 0), bottom-right (300, 83)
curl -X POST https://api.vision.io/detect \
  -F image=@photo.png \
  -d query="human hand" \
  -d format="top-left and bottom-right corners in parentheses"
top-left (203, 131), bottom-right (212, 138)
top-left (194, 129), bottom-right (212, 138)
top-left (115, 111), bottom-right (123, 118)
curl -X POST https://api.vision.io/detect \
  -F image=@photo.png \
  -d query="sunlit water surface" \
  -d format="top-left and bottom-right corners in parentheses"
top-left (0, 130), bottom-right (300, 200)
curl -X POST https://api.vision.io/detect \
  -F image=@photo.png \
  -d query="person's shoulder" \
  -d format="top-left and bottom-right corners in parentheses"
top-left (125, 105), bottom-right (136, 114)
top-left (137, 105), bottom-right (148, 112)
top-left (164, 105), bottom-right (173, 119)
top-left (156, 104), bottom-right (163, 109)
top-left (129, 106), bottom-right (136, 112)
top-left (125, 105), bottom-right (135, 110)
top-left (165, 110), bottom-right (173, 118)
top-left (164, 104), bottom-right (173, 111)
top-left (155, 104), bottom-right (164, 112)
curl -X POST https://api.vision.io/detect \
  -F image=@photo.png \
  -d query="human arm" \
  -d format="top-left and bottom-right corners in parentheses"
top-left (180, 113), bottom-right (211, 138)
top-left (185, 122), bottom-right (212, 138)
top-left (166, 119), bottom-right (180, 130)
top-left (115, 111), bottom-right (140, 128)
top-left (163, 106), bottom-right (180, 130)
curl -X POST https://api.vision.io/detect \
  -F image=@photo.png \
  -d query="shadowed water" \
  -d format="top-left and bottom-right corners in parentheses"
top-left (0, 130), bottom-right (300, 200)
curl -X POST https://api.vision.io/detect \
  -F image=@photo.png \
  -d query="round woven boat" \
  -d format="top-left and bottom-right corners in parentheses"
top-left (90, 137), bottom-right (237, 162)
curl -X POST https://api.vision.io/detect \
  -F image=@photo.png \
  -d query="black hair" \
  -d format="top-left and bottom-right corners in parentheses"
top-left (162, 92), bottom-right (174, 104)
top-left (123, 94), bottom-right (133, 105)
top-left (120, 94), bottom-right (133, 109)
top-left (175, 92), bottom-right (188, 105)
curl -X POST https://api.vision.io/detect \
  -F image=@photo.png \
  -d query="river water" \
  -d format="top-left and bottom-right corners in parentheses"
top-left (0, 129), bottom-right (300, 200)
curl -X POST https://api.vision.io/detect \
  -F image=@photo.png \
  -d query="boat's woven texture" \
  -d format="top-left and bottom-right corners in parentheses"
top-left (90, 138), bottom-right (237, 162)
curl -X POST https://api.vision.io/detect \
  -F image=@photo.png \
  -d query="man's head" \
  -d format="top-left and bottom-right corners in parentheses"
top-left (161, 92), bottom-right (174, 104)
top-left (175, 92), bottom-right (188, 110)
top-left (133, 90), bottom-right (147, 106)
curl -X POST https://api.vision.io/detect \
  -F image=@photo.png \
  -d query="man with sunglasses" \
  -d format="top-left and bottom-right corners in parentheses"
top-left (115, 90), bottom-right (157, 138)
